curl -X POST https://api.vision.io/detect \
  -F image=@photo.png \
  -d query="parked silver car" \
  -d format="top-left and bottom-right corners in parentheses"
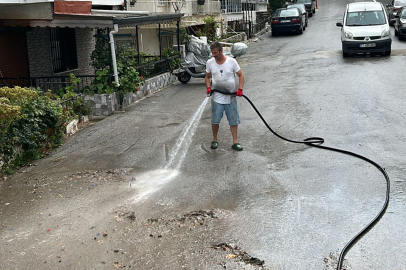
top-left (292, 0), bottom-right (316, 17)
top-left (287, 3), bottom-right (309, 27)
top-left (386, 0), bottom-right (406, 25)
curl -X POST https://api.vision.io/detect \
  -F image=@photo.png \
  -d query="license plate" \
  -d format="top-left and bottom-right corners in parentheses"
top-left (281, 20), bottom-right (290, 23)
top-left (360, 43), bottom-right (376, 48)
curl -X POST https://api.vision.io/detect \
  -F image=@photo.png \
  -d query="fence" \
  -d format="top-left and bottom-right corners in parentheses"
top-left (231, 15), bottom-right (270, 39)
top-left (136, 55), bottom-right (181, 78)
top-left (252, 16), bottom-right (270, 36)
top-left (59, 95), bottom-right (81, 112)
top-left (0, 75), bottom-right (111, 94)
top-left (0, 55), bottom-right (180, 94)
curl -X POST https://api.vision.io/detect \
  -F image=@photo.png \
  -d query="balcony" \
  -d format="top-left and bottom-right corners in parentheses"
top-left (220, 0), bottom-right (242, 14)
top-left (129, 0), bottom-right (221, 16)
top-left (187, 0), bottom-right (221, 16)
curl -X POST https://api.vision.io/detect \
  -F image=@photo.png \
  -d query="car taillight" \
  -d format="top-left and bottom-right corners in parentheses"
top-left (291, 18), bottom-right (300, 23)
top-left (394, 7), bottom-right (399, 11)
top-left (272, 19), bottom-right (280, 24)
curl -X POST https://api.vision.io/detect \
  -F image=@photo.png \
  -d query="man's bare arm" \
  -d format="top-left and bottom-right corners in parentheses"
top-left (236, 70), bottom-right (244, 90)
top-left (205, 72), bottom-right (212, 88)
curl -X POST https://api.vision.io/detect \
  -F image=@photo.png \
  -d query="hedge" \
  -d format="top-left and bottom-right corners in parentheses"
top-left (0, 86), bottom-right (70, 174)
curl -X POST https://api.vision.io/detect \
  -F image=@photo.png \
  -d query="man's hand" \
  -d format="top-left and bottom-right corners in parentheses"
top-left (236, 88), bottom-right (243, 96)
top-left (206, 87), bottom-right (211, 95)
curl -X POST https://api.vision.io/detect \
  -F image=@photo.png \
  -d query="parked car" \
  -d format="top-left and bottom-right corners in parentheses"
top-left (287, 3), bottom-right (309, 27)
top-left (336, 2), bottom-right (392, 57)
top-left (271, 8), bottom-right (306, 36)
top-left (291, 0), bottom-right (316, 17)
top-left (385, 0), bottom-right (406, 25)
top-left (393, 6), bottom-right (406, 39)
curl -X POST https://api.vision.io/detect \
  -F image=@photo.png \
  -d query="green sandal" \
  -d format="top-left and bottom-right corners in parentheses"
top-left (231, 143), bottom-right (243, 151)
top-left (211, 141), bottom-right (219, 149)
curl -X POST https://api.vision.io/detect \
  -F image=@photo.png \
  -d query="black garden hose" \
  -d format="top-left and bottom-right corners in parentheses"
top-left (209, 89), bottom-right (390, 270)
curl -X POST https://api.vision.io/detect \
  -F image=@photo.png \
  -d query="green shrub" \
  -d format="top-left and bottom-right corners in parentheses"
top-left (269, 0), bottom-right (287, 12)
top-left (195, 16), bottom-right (219, 42)
top-left (0, 86), bottom-right (69, 174)
top-left (84, 70), bottom-right (116, 96)
top-left (162, 47), bottom-right (181, 70)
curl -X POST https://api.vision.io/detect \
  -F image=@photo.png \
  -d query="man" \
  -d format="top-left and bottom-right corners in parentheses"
top-left (205, 42), bottom-right (245, 151)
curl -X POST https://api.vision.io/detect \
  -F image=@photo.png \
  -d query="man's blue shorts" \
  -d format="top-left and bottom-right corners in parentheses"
top-left (211, 99), bottom-right (240, 126)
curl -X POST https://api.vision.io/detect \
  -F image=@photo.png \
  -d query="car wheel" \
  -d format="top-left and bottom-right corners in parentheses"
top-left (298, 27), bottom-right (303, 34)
top-left (398, 34), bottom-right (402, 41)
top-left (306, 20), bottom-right (308, 27)
top-left (384, 49), bottom-right (391, 56)
top-left (395, 27), bottom-right (398, 36)
top-left (272, 31), bottom-right (278, 36)
top-left (343, 51), bottom-right (349, 57)
top-left (309, 12), bottom-right (313, 17)
top-left (313, 8), bottom-right (316, 14)
top-left (178, 72), bottom-right (191, 83)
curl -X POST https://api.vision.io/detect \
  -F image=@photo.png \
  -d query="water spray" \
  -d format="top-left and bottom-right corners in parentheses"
top-left (133, 98), bottom-right (209, 202)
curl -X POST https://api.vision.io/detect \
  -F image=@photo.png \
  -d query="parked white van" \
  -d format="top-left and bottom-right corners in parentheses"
top-left (336, 2), bottom-right (392, 57)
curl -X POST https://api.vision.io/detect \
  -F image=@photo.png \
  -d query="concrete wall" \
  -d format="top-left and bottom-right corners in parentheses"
top-left (27, 27), bottom-right (95, 77)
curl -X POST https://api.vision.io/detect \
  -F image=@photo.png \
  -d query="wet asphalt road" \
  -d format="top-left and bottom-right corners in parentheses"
top-left (1, 0), bottom-right (406, 269)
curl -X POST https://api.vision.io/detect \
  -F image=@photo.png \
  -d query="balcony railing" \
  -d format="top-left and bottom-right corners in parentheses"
top-left (188, 0), bottom-right (221, 15)
top-left (221, 0), bottom-right (242, 13)
top-left (130, 0), bottom-right (221, 16)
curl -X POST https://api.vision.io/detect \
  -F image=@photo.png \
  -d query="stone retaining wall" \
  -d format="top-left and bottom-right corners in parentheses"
top-left (122, 71), bottom-right (177, 107)
top-left (83, 92), bottom-right (119, 116)
top-left (84, 71), bottom-right (178, 117)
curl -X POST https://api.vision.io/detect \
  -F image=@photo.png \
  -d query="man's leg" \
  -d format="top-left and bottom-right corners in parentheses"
top-left (230, 125), bottom-right (238, 144)
top-left (226, 101), bottom-right (242, 151)
top-left (212, 124), bottom-right (219, 142)
top-left (211, 100), bottom-right (222, 149)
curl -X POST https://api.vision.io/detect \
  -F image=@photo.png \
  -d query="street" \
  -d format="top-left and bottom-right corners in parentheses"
top-left (1, 0), bottom-right (406, 269)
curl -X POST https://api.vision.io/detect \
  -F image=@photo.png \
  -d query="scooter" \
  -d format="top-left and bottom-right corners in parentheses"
top-left (177, 66), bottom-right (205, 84)
top-left (175, 36), bottom-right (247, 84)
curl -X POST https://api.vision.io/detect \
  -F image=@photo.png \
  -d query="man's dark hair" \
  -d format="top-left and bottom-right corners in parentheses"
top-left (210, 42), bottom-right (222, 51)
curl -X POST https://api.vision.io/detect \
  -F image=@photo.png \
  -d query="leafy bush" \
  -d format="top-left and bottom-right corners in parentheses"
top-left (269, 0), bottom-right (287, 12)
top-left (162, 47), bottom-right (181, 70)
top-left (90, 29), bottom-right (110, 71)
top-left (1, 86), bottom-right (69, 174)
top-left (90, 37), bottom-right (146, 99)
top-left (195, 16), bottom-right (219, 42)
top-left (84, 70), bottom-right (117, 96)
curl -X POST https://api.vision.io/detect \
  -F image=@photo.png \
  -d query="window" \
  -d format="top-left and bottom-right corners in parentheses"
top-left (49, 28), bottom-right (78, 73)
top-left (279, 9), bottom-right (299, 16)
top-left (346, 11), bottom-right (386, 26)
top-left (161, 35), bottom-right (173, 51)
top-left (395, 0), bottom-right (406, 5)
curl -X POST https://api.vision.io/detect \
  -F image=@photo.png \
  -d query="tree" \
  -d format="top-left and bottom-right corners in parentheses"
top-left (269, 0), bottom-right (288, 12)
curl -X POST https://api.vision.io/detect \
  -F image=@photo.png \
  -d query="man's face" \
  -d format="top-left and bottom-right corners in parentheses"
top-left (211, 48), bottom-right (222, 60)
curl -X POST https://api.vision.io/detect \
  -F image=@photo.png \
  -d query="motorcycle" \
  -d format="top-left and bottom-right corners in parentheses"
top-left (175, 35), bottom-right (248, 84)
